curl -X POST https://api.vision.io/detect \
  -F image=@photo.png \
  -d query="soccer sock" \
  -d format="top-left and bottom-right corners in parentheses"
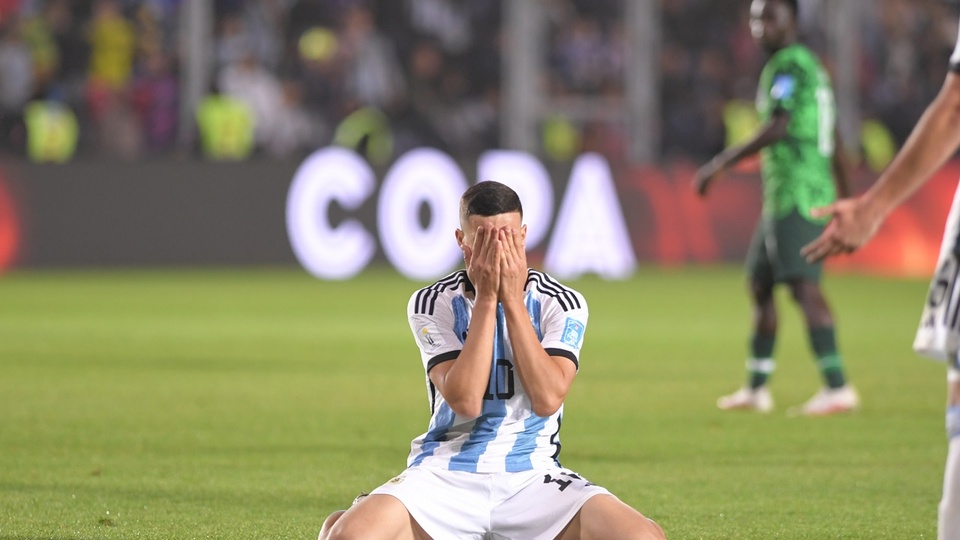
top-left (809, 326), bottom-right (846, 389)
top-left (939, 406), bottom-right (960, 540)
top-left (747, 333), bottom-right (776, 389)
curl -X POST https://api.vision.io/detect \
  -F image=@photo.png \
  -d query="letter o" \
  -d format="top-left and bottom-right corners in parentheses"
top-left (378, 148), bottom-right (468, 280)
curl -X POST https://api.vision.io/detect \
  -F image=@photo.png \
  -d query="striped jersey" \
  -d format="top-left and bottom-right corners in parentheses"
top-left (405, 269), bottom-right (588, 473)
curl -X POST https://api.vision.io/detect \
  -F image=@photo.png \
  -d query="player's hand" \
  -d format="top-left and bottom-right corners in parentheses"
top-left (800, 197), bottom-right (883, 262)
top-left (498, 226), bottom-right (527, 303)
top-left (465, 224), bottom-right (501, 301)
top-left (693, 159), bottom-right (721, 197)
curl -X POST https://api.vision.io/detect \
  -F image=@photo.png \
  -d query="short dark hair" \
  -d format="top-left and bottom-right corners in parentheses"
top-left (460, 181), bottom-right (523, 223)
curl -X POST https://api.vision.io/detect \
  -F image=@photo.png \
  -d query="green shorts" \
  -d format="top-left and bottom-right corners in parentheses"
top-left (746, 209), bottom-right (825, 284)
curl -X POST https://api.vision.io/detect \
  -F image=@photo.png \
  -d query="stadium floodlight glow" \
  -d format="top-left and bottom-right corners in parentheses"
top-left (477, 150), bottom-right (554, 250)
top-left (544, 153), bottom-right (637, 279)
top-left (377, 148), bottom-right (468, 280)
top-left (286, 147), bottom-right (377, 280)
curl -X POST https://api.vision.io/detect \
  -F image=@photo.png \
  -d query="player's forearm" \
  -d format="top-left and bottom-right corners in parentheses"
top-left (438, 298), bottom-right (498, 417)
top-left (712, 114), bottom-right (789, 171)
top-left (861, 73), bottom-right (960, 218)
top-left (502, 300), bottom-right (570, 417)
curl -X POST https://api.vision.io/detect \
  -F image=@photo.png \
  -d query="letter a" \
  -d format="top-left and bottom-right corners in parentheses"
top-left (544, 153), bottom-right (637, 279)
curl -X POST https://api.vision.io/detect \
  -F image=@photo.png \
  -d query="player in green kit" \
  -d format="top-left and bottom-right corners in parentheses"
top-left (694, 0), bottom-right (858, 416)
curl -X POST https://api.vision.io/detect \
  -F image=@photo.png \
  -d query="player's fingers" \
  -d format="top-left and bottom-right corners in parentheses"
top-left (800, 229), bottom-right (829, 259)
top-left (503, 228), bottom-right (519, 262)
top-left (808, 203), bottom-right (836, 219)
top-left (801, 235), bottom-right (839, 263)
top-left (476, 226), bottom-right (493, 263)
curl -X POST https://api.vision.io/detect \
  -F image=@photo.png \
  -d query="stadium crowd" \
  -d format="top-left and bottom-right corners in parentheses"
top-left (0, 0), bottom-right (955, 163)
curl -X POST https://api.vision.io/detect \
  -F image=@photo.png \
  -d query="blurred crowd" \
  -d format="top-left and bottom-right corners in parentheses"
top-left (0, 0), bottom-right (956, 164)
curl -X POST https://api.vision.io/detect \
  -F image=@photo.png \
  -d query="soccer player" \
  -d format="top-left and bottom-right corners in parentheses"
top-left (800, 19), bottom-right (960, 540)
top-left (693, 0), bottom-right (858, 416)
top-left (321, 181), bottom-right (665, 539)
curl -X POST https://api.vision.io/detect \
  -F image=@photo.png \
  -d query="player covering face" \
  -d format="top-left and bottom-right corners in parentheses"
top-left (320, 181), bottom-right (665, 540)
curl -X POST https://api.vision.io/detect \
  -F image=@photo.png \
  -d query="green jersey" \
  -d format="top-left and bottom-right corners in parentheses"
top-left (756, 43), bottom-right (837, 220)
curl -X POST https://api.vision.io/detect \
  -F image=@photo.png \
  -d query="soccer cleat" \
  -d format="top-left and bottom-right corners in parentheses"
top-left (716, 386), bottom-right (774, 413)
top-left (789, 385), bottom-right (860, 417)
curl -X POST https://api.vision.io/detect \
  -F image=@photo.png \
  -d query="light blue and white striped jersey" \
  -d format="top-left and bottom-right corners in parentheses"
top-left (405, 269), bottom-right (588, 473)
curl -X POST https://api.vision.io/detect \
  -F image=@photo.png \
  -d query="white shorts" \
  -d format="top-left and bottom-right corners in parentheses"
top-left (370, 465), bottom-right (612, 540)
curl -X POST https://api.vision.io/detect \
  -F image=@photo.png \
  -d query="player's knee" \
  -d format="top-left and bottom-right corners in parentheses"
top-left (641, 517), bottom-right (667, 540)
top-left (318, 510), bottom-right (346, 540)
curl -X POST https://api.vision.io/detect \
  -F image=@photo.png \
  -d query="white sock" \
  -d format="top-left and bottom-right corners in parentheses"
top-left (939, 407), bottom-right (960, 540)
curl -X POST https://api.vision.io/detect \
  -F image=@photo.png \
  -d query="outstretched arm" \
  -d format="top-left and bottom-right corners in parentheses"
top-left (802, 71), bottom-right (960, 261)
top-left (694, 111), bottom-right (790, 197)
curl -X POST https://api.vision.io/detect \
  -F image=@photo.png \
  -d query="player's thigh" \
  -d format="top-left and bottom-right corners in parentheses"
top-left (771, 210), bottom-right (824, 283)
top-left (745, 217), bottom-right (775, 286)
top-left (325, 494), bottom-right (431, 540)
top-left (555, 494), bottom-right (665, 540)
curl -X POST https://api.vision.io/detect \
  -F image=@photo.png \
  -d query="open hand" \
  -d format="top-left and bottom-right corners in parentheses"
top-left (498, 227), bottom-right (527, 303)
top-left (464, 224), bottom-right (501, 301)
top-left (800, 197), bottom-right (883, 262)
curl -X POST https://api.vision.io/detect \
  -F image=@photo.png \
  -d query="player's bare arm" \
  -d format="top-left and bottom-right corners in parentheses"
top-left (498, 225), bottom-right (576, 417)
top-left (802, 71), bottom-right (960, 262)
top-left (694, 110), bottom-right (790, 197)
top-left (430, 224), bottom-right (501, 418)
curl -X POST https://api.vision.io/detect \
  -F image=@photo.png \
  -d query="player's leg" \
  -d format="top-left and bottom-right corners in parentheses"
top-left (718, 218), bottom-right (776, 412)
top-left (554, 495), bottom-right (665, 540)
top-left (774, 210), bottom-right (857, 415)
top-left (318, 510), bottom-right (346, 540)
top-left (495, 469), bottom-right (664, 540)
top-left (786, 278), bottom-right (850, 387)
top-left (939, 364), bottom-right (960, 540)
top-left (319, 493), bottom-right (369, 540)
top-left (324, 494), bottom-right (431, 540)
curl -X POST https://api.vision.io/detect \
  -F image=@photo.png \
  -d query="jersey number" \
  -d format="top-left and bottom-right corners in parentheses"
top-left (483, 359), bottom-right (515, 400)
top-left (543, 472), bottom-right (594, 492)
top-left (816, 86), bottom-right (835, 157)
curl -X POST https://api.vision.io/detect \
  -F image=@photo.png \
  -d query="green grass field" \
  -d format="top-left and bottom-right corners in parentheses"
top-left (0, 266), bottom-right (946, 539)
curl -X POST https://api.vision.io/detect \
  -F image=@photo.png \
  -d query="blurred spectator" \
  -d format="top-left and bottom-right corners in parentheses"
top-left (196, 84), bottom-right (255, 161)
top-left (338, 5), bottom-right (405, 110)
top-left (263, 79), bottom-right (325, 158)
top-left (23, 99), bottom-right (78, 162)
top-left (0, 19), bottom-right (32, 152)
top-left (87, 0), bottom-right (135, 90)
top-left (0, 0), bottom-right (956, 163)
top-left (217, 49), bottom-right (283, 150)
top-left (131, 49), bottom-right (177, 152)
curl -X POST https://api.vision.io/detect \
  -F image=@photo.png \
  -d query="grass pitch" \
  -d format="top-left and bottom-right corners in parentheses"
top-left (0, 267), bottom-right (944, 539)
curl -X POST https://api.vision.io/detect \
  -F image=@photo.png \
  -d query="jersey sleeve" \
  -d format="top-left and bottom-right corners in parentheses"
top-left (951, 19), bottom-right (960, 72)
top-left (767, 59), bottom-right (804, 114)
top-left (537, 289), bottom-right (589, 370)
top-left (407, 290), bottom-right (463, 373)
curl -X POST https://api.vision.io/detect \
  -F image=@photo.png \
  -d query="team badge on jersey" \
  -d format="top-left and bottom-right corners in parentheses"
top-left (413, 316), bottom-right (446, 353)
top-left (771, 74), bottom-right (796, 101)
top-left (561, 318), bottom-right (585, 348)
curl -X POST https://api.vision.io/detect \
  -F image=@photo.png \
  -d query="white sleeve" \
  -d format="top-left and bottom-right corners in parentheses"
top-left (407, 291), bottom-right (463, 373)
top-left (951, 18), bottom-right (960, 72)
top-left (538, 291), bottom-right (588, 369)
